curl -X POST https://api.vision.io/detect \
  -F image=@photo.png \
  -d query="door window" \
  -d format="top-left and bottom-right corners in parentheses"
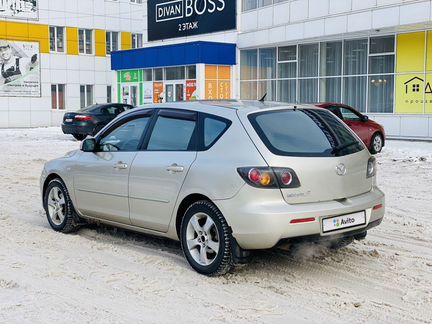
top-left (99, 117), bottom-right (150, 152)
top-left (147, 115), bottom-right (197, 151)
top-left (102, 105), bottom-right (125, 116)
top-left (326, 106), bottom-right (343, 120)
top-left (339, 107), bottom-right (361, 121)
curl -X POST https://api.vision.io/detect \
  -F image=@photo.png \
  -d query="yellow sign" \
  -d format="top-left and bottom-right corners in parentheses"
top-left (205, 80), bottom-right (218, 100)
top-left (205, 65), bottom-right (232, 100)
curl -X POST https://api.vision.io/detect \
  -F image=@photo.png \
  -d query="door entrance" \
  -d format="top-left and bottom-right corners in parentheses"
top-left (122, 84), bottom-right (139, 106)
top-left (165, 82), bottom-right (185, 102)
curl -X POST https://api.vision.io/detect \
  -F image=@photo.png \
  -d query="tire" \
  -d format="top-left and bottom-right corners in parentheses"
top-left (92, 124), bottom-right (104, 136)
top-left (72, 133), bottom-right (87, 141)
top-left (180, 200), bottom-right (234, 276)
top-left (369, 133), bottom-right (383, 154)
top-left (43, 179), bottom-right (79, 233)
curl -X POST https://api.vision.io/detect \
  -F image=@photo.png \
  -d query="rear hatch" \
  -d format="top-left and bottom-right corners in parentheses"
top-left (238, 107), bottom-right (373, 204)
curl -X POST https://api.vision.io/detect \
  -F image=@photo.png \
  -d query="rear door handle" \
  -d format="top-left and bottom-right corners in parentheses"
top-left (113, 161), bottom-right (128, 170)
top-left (166, 163), bottom-right (184, 173)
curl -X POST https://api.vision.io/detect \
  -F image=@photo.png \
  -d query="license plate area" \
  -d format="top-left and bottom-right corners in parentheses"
top-left (322, 211), bottom-right (366, 234)
top-left (65, 118), bottom-right (73, 123)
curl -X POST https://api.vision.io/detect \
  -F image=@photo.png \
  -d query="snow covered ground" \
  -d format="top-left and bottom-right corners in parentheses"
top-left (0, 127), bottom-right (431, 324)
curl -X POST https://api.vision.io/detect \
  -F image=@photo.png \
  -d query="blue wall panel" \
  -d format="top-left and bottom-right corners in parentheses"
top-left (111, 41), bottom-right (236, 70)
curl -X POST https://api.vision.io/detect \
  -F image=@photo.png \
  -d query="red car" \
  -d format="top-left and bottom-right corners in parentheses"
top-left (316, 103), bottom-right (385, 154)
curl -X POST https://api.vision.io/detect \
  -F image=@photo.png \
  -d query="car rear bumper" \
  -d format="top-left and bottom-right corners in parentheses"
top-left (215, 185), bottom-right (385, 250)
top-left (61, 123), bottom-right (94, 135)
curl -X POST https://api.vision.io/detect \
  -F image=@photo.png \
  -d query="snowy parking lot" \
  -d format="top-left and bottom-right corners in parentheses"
top-left (0, 127), bottom-right (431, 324)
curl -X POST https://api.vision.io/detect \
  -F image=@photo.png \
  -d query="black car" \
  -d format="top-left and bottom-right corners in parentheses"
top-left (62, 103), bottom-right (134, 140)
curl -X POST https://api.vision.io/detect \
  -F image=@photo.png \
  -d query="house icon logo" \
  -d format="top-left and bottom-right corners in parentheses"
top-left (405, 76), bottom-right (432, 94)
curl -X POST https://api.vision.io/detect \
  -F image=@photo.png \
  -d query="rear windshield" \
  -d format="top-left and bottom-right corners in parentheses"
top-left (248, 109), bottom-right (364, 157)
top-left (79, 104), bottom-right (99, 112)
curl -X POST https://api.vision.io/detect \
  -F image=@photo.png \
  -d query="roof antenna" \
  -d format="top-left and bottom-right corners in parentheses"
top-left (259, 93), bottom-right (267, 103)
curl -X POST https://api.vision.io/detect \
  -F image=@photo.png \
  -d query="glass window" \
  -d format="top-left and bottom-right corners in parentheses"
top-left (131, 33), bottom-right (143, 49)
top-left (242, 0), bottom-right (257, 11)
top-left (50, 27), bottom-right (65, 53)
top-left (259, 48), bottom-right (276, 79)
top-left (299, 78), bottom-right (318, 103)
top-left (258, 80), bottom-right (276, 101)
top-left (106, 31), bottom-right (119, 55)
top-left (277, 80), bottom-right (296, 103)
top-left (249, 110), bottom-right (336, 157)
top-left (299, 44), bottom-right (318, 77)
top-left (99, 117), bottom-right (150, 152)
top-left (204, 117), bottom-right (230, 148)
top-left (102, 105), bottom-right (125, 115)
top-left (143, 69), bottom-right (152, 81)
top-left (258, 0), bottom-right (272, 6)
top-left (154, 68), bottom-right (163, 81)
top-left (368, 75), bottom-right (394, 113)
top-left (240, 50), bottom-right (258, 80)
top-left (320, 42), bottom-right (342, 76)
top-left (187, 65), bottom-right (196, 79)
top-left (240, 81), bottom-right (257, 99)
top-left (344, 39), bottom-right (368, 75)
top-left (319, 78), bottom-right (342, 103)
top-left (278, 46), bottom-right (296, 61)
top-left (278, 62), bottom-right (296, 78)
top-left (339, 107), bottom-right (361, 121)
top-left (370, 36), bottom-right (394, 54)
top-left (51, 84), bottom-right (65, 109)
top-left (107, 86), bottom-right (112, 103)
top-left (147, 116), bottom-right (197, 151)
top-left (165, 66), bottom-right (185, 80)
top-left (369, 55), bottom-right (395, 74)
top-left (79, 29), bottom-right (93, 54)
top-left (80, 85), bottom-right (93, 108)
top-left (343, 76), bottom-right (367, 112)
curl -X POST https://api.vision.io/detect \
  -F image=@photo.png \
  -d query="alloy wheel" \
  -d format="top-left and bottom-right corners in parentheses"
top-left (47, 186), bottom-right (66, 226)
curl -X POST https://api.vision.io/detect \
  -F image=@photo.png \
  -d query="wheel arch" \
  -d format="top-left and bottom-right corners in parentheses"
top-left (175, 193), bottom-right (214, 239)
top-left (370, 131), bottom-right (385, 150)
top-left (43, 173), bottom-right (64, 198)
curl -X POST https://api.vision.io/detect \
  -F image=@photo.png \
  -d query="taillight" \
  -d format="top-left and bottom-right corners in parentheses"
top-left (367, 156), bottom-right (376, 178)
top-left (74, 115), bottom-right (93, 121)
top-left (237, 167), bottom-right (301, 189)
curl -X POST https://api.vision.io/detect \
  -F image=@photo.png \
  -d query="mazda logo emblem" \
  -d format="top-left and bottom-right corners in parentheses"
top-left (336, 164), bottom-right (347, 176)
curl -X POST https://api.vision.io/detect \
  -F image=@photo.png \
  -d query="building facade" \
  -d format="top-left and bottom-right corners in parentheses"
top-left (0, 0), bottom-right (144, 128)
top-left (113, 0), bottom-right (432, 139)
top-left (2, 0), bottom-right (432, 139)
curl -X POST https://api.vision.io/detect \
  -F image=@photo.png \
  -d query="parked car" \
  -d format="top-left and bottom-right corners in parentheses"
top-left (41, 101), bottom-right (385, 276)
top-left (61, 103), bottom-right (134, 141)
top-left (316, 103), bottom-right (385, 154)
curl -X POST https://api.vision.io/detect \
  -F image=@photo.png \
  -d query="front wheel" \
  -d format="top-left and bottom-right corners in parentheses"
top-left (44, 179), bottom-right (79, 233)
top-left (180, 201), bottom-right (234, 276)
top-left (370, 133), bottom-right (383, 154)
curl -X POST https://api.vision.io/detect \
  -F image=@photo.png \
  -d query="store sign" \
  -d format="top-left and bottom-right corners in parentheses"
top-left (0, 0), bottom-right (39, 20)
top-left (119, 70), bottom-right (140, 83)
top-left (153, 82), bottom-right (164, 103)
top-left (148, 0), bottom-right (236, 41)
top-left (396, 74), bottom-right (432, 113)
top-left (0, 39), bottom-right (40, 97)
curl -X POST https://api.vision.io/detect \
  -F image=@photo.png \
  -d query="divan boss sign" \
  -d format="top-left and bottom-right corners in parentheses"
top-left (148, 0), bottom-right (236, 41)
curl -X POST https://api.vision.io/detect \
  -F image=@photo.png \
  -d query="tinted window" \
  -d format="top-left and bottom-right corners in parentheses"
top-left (79, 104), bottom-right (99, 112)
top-left (204, 117), bottom-right (230, 148)
top-left (147, 116), bottom-right (196, 151)
top-left (249, 109), bottom-right (363, 157)
top-left (339, 107), bottom-right (361, 121)
top-left (99, 117), bottom-right (150, 152)
top-left (326, 106), bottom-right (343, 120)
top-left (103, 106), bottom-right (125, 116)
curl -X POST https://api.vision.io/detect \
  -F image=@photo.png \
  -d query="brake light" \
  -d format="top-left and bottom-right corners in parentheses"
top-left (74, 115), bottom-right (93, 121)
top-left (373, 204), bottom-right (383, 211)
top-left (290, 217), bottom-right (316, 224)
top-left (238, 167), bottom-right (301, 189)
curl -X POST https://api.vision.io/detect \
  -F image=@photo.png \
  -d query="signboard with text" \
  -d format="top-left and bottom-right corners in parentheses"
top-left (147, 0), bottom-right (236, 41)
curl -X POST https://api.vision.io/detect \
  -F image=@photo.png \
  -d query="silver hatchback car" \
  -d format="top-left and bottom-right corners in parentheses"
top-left (41, 101), bottom-right (385, 276)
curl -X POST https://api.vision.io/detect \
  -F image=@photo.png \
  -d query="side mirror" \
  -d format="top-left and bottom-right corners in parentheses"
top-left (81, 138), bottom-right (97, 152)
top-left (361, 115), bottom-right (369, 122)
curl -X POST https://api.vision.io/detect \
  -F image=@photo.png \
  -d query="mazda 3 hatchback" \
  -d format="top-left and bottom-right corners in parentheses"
top-left (41, 101), bottom-right (385, 276)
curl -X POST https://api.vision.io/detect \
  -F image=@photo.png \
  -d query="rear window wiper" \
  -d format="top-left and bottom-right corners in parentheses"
top-left (331, 141), bottom-right (359, 154)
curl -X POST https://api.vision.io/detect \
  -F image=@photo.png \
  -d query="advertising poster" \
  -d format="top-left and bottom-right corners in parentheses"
top-left (153, 81), bottom-right (164, 103)
top-left (143, 81), bottom-right (154, 104)
top-left (186, 80), bottom-right (197, 101)
top-left (0, 39), bottom-right (40, 97)
top-left (147, 0), bottom-right (236, 41)
top-left (0, 0), bottom-right (38, 19)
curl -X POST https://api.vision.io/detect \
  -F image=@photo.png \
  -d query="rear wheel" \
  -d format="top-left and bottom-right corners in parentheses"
top-left (370, 133), bottom-right (383, 154)
top-left (44, 179), bottom-right (79, 233)
top-left (72, 133), bottom-right (87, 141)
top-left (180, 201), bottom-right (234, 276)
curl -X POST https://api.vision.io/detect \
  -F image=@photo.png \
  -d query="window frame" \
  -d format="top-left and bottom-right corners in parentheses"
top-left (106, 31), bottom-right (119, 55)
top-left (78, 29), bottom-right (93, 55)
top-left (198, 113), bottom-right (232, 151)
top-left (51, 84), bottom-right (66, 110)
top-left (49, 26), bottom-right (65, 53)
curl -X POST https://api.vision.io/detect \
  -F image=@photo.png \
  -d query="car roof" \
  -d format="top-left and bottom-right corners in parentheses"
top-left (123, 100), bottom-right (319, 116)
